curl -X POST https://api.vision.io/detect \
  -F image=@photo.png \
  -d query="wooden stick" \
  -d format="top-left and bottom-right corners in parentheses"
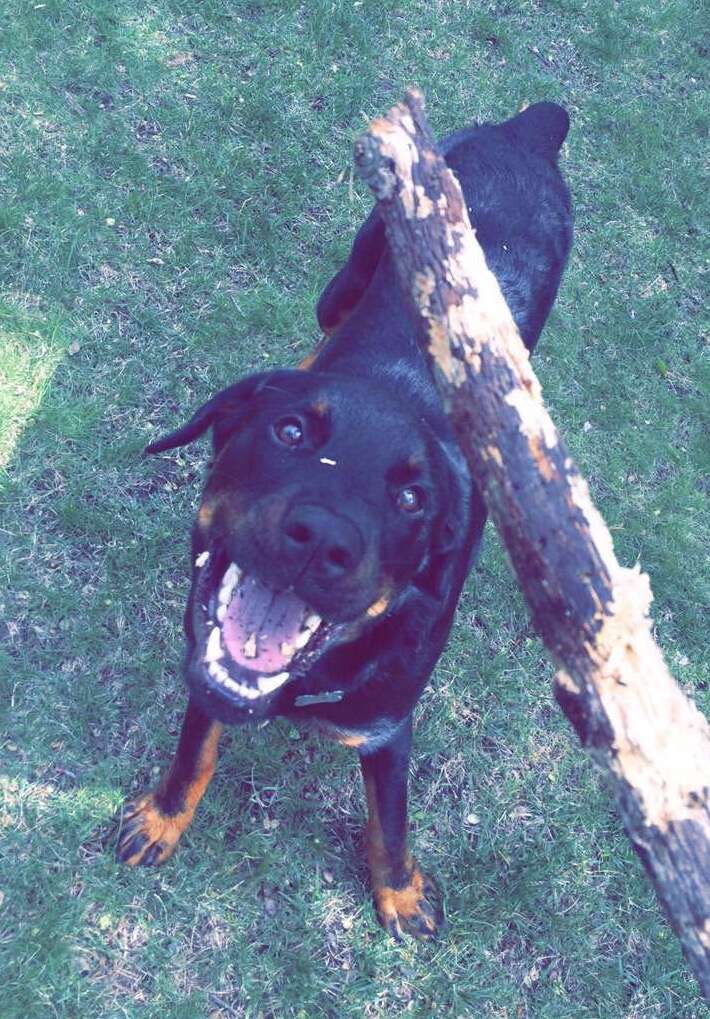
top-left (354, 87), bottom-right (710, 997)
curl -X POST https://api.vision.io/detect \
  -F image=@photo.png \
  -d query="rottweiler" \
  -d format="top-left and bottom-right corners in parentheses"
top-left (117, 102), bottom-right (573, 940)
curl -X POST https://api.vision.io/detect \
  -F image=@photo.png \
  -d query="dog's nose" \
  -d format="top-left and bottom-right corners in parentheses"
top-left (282, 504), bottom-right (363, 578)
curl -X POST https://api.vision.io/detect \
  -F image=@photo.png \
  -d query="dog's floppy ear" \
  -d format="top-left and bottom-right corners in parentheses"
top-left (431, 440), bottom-right (473, 555)
top-left (506, 101), bottom-right (570, 159)
top-left (413, 436), bottom-right (479, 601)
top-left (143, 372), bottom-right (273, 455)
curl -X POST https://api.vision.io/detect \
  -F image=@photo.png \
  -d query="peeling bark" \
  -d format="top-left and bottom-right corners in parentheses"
top-left (354, 88), bottom-right (710, 998)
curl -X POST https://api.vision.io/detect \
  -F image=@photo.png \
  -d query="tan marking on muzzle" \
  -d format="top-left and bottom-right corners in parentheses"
top-left (296, 337), bottom-right (328, 371)
top-left (197, 501), bottom-right (215, 530)
top-left (311, 398), bottom-right (330, 417)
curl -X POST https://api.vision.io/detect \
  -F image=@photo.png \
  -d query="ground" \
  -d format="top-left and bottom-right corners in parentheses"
top-left (1, 1), bottom-right (708, 1016)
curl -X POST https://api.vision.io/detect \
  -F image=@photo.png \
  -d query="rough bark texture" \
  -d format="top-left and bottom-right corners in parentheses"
top-left (354, 88), bottom-right (710, 998)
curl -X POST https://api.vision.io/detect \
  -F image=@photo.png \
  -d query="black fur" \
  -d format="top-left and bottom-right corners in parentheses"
top-left (119, 103), bottom-right (573, 938)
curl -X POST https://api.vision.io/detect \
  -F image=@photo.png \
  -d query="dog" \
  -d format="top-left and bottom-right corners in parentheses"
top-left (116, 102), bottom-right (573, 940)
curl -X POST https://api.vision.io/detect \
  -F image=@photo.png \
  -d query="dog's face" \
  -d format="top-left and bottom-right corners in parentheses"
top-left (146, 369), bottom-right (467, 722)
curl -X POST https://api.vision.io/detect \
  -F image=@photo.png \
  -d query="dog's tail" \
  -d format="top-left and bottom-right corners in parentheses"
top-left (439, 102), bottom-right (570, 164)
top-left (508, 102), bottom-right (570, 159)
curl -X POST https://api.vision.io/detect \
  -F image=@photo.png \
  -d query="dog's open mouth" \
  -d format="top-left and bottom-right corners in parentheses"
top-left (192, 550), bottom-right (337, 707)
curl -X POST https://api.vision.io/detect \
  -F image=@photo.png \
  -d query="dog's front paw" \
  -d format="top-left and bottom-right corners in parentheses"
top-left (116, 791), bottom-right (192, 867)
top-left (374, 862), bottom-right (443, 941)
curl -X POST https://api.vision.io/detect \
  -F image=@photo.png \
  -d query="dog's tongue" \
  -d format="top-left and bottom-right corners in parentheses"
top-left (222, 574), bottom-right (307, 673)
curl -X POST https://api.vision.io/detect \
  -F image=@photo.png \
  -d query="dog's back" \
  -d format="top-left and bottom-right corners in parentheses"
top-left (316, 101), bottom-right (572, 403)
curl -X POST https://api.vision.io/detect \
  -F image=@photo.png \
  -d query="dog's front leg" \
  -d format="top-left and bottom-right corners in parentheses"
top-left (116, 698), bottom-right (222, 867)
top-left (359, 717), bottom-right (443, 939)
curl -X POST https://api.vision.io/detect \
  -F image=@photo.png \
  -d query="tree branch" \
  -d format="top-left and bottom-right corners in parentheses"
top-left (354, 87), bottom-right (710, 997)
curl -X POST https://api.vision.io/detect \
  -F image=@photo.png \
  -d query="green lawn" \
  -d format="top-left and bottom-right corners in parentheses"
top-left (1, 1), bottom-right (708, 1016)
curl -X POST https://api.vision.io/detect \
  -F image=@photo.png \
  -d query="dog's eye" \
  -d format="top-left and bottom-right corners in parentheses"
top-left (273, 416), bottom-right (305, 447)
top-left (396, 486), bottom-right (424, 514)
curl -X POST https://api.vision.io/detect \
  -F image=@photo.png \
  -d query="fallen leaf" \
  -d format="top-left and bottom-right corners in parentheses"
top-left (167, 52), bottom-right (197, 68)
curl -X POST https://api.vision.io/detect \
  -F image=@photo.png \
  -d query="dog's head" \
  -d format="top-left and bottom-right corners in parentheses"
top-left (146, 369), bottom-right (469, 721)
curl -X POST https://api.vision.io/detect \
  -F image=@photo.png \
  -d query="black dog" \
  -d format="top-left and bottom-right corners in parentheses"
top-left (117, 102), bottom-right (572, 940)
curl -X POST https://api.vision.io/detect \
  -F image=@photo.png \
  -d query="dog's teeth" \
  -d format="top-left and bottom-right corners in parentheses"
top-left (219, 563), bottom-right (241, 604)
top-left (280, 642), bottom-right (294, 659)
top-left (257, 671), bottom-right (289, 694)
top-left (208, 660), bottom-right (226, 681)
top-left (204, 626), bottom-right (223, 663)
top-left (294, 628), bottom-right (312, 649)
top-left (217, 604), bottom-right (227, 623)
top-left (227, 676), bottom-right (261, 700)
top-left (195, 550), bottom-right (210, 568)
top-left (208, 659), bottom-right (228, 681)
top-left (206, 659), bottom-right (262, 700)
top-left (243, 632), bottom-right (258, 659)
top-left (296, 613), bottom-right (321, 646)
top-left (224, 562), bottom-right (241, 587)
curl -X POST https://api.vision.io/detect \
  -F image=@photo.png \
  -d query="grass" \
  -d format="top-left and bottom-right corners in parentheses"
top-left (1, 0), bottom-right (708, 1016)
